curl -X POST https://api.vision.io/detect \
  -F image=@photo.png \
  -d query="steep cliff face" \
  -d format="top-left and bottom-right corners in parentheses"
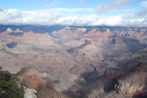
top-left (114, 63), bottom-right (147, 97)
top-left (115, 72), bottom-right (147, 97)
top-left (114, 49), bottom-right (147, 97)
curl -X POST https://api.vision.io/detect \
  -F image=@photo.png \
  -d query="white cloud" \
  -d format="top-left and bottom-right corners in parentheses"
top-left (0, 8), bottom-right (146, 27)
top-left (97, 0), bottom-right (133, 14)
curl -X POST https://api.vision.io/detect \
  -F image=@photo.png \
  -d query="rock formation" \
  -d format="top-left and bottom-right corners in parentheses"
top-left (115, 72), bottom-right (147, 97)
top-left (114, 59), bottom-right (147, 97)
top-left (17, 68), bottom-right (67, 98)
top-left (24, 87), bottom-right (37, 98)
top-left (6, 28), bottom-right (12, 33)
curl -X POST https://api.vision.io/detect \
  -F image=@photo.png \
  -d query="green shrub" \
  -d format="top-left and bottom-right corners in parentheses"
top-left (0, 70), bottom-right (24, 98)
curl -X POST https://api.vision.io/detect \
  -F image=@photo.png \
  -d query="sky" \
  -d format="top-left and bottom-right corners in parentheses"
top-left (0, 0), bottom-right (147, 26)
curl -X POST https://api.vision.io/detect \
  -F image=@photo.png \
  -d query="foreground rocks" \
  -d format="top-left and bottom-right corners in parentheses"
top-left (17, 68), bottom-right (67, 98)
top-left (115, 67), bottom-right (147, 97)
top-left (24, 87), bottom-right (37, 98)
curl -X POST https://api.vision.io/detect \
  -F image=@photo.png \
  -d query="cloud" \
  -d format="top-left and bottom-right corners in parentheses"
top-left (0, 8), bottom-right (146, 27)
top-left (136, 10), bottom-right (147, 16)
top-left (0, 9), bottom-right (23, 24)
top-left (47, 8), bottom-right (94, 12)
top-left (97, 0), bottom-right (133, 14)
top-left (0, 8), bottom-right (4, 12)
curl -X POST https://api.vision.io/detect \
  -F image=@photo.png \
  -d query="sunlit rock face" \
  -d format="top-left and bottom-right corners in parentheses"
top-left (24, 88), bottom-right (37, 98)
top-left (6, 28), bottom-right (13, 33)
top-left (17, 68), bottom-right (46, 91)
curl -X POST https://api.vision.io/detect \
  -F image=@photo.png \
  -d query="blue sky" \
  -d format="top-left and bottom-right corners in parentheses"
top-left (0, 0), bottom-right (143, 11)
top-left (0, 0), bottom-right (147, 26)
top-left (0, 0), bottom-right (102, 10)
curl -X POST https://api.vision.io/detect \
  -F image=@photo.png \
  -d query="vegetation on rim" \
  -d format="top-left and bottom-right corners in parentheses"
top-left (0, 67), bottom-right (24, 98)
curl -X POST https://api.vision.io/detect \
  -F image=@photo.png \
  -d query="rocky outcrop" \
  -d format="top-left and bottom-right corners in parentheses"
top-left (115, 71), bottom-right (147, 97)
top-left (6, 28), bottom-right (13, 33)
top-left (24, 87), bottom-right (37, 98)
top-left (17, 68), bottom-right (67, 98)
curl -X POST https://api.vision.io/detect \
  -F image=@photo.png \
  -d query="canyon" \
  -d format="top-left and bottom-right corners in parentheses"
top-left (0, 25), bottom-right (147, 98)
